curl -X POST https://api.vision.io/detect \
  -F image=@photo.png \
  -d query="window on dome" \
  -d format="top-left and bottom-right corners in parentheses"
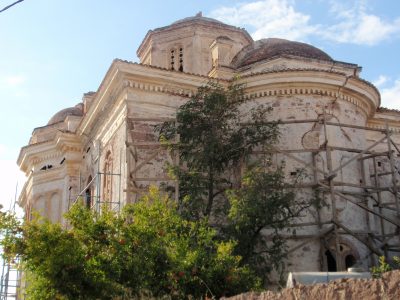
top-left (179, 47), bottom-right (183, 72)
top-left (170, 49), bottom-right (175, 70)
top-left (170, 47), bottom-right (183, 71)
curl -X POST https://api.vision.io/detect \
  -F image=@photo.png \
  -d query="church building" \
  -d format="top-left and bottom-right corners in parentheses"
top-left (17, 13), bottom-right (400, 274)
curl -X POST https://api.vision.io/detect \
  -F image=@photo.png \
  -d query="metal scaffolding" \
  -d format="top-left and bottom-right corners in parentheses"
top-left (71, 148), bottom-right (123, 214)
top-left (70, 113), bottom-right (400, 272)
top-left (0, 189), bottom-right (23, 299)
top-left (261, 114), bottom-right (400, 271)
top-left (124, 117), bottom-right (179, 203)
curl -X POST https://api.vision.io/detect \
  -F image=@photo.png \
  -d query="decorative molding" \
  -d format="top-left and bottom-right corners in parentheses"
top-left (123, 79), bottom-right (194, 98)
top-left (241, 87), bottom-right (372, 118)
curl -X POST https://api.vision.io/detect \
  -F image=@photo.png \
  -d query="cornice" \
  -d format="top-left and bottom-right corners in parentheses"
top-left (237, 69), bottom-right (380, 118)
top-left (18, 131), bottom-right (81, 173)
top-left (367, 118), bottom-right (400, 133)
top-left (77, 60), bottom-right (214, 137)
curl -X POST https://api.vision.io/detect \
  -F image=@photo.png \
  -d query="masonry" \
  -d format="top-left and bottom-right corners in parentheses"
top-left (17, 13), bottom-right (400, 278)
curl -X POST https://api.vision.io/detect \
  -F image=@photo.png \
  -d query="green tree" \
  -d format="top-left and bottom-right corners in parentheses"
top-left (159, 81), bottom-right (279, 221)
top-left (226, 167), bottom-right (309, 279)
top-left (159, 81), bottom-right (309, 284)
top-left (0, 187), bottom-right (260, 299)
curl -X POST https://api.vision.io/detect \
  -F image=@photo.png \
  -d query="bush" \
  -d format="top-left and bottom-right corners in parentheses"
top-left (0, 186), bottom-right (260, 299)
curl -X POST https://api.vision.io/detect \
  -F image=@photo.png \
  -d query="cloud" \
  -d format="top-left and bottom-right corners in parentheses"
top-left (373, 75), bottom-right (389, 88)
top-left (1, 75), bottom-right (26, 87)
top-left (209, 0), bottom-right (400, 45)
top-left (209, 0), bottom-right (319, 41)
top-left (380, 79), bottom-right (400, 110)
top-left (323, 1), bottom-right (400, 46)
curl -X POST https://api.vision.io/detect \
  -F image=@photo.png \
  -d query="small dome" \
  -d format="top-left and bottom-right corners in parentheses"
top-left (233, 38), bottom-right (333, 68)
top-left (47, 103), bottom-right (83, 125)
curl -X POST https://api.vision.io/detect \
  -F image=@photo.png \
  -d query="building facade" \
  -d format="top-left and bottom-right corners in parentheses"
top-left (17, 13), bottom-right (400, 275)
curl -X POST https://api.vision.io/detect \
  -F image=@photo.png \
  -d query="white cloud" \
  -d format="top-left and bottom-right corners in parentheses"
top-left (323, 1), bottom-right (400, 46)
top-left (373, 75), bottom-right (389, 88)
top-left (209, 0), bottom-right (319, 41)
top-left (380, 79), bottom-right (400, 110)
top-left (209, 0), bottom-right (400, 45)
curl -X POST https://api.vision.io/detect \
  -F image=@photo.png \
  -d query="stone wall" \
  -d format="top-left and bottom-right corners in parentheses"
top-left (224, 270), bottom-right (400, 300)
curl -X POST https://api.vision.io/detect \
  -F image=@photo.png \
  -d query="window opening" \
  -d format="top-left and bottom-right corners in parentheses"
top-left (325, 250), bottom-right (337, 272)
top-left (40, 164), bottom-right (53, 171)
top-left (179, 47), bottom-right (183, 72)
top-left (345, 254), bottom-right (356, 269)
top-left (103, 151), bottom-right (113, 206)
top-left (170, 49), bottom-right (175, 70)
top-left (85, 176), bottom-right (93, 209)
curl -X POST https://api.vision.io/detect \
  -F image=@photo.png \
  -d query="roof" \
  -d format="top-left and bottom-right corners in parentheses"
top-left (377, 107), bottom-right (400, 114)
top-left (47, 103), bottom-right (83, 125)
top-left (233, 38), bottom-right (333, 68)
top-left (171, 12), bottom-right (225, 26)
top-left (137, 12), bottom-right (253, 57)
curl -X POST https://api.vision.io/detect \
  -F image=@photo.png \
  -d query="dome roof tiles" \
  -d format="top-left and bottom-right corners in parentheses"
top-left (47, 103), bottom-right (83, 125)
top-left (233, 38), bottom-right (333, 68)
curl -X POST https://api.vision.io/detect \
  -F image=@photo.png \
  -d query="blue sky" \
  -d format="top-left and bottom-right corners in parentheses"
top-left (1, 0), bottom-right (400, 210)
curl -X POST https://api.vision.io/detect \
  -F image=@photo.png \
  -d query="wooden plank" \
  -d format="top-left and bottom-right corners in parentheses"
top-left (333, 221), bottom-right (382, 256)
top-left (330, 135), bottom-right (388, 175)
top-left (319, 182), bottom-right (400, 227)
top-left (131, 177), bottom-right (175, 181)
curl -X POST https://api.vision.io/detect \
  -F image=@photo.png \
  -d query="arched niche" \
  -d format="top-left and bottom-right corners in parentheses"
top-left (324, 237), bottom-right (360, 271)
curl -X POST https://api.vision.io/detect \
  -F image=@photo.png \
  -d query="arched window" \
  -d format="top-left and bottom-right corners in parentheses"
top-left (26, 203), bottom-right (32, 221)
top-left (345, 254), bottom-right (356, 269)
top-left (325, 250), bottom-right (337, 272)
top-left (170, 47), bottom-right (183, 71)
top-left (170, 49), bottom-right (175, 70)
top-left (35, 196), bottom-right (45, 217)
top-left (49, 193), bottom-right (60, 222)
top-left (102, 151), bottom-right (113, 206)
top-left (178, 47), bottom-right (183, 72)
top-left (85, 175), bottom-right (93, 209)
top-left (325, 240), bottom-right (359, 271)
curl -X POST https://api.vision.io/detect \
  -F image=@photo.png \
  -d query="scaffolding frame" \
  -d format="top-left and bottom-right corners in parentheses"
top-left (124, 117), bottom-right (179, 203)
top-left (0, 188), bottom-right (23, 300)
top-left (71, 148), bottom-right (123, 214)
top-left (257, 114), bottom-right (400, 271)
top-left (71, 113), bottom-right (400, 272)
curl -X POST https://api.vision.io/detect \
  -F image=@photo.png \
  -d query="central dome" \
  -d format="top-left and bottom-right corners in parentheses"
top-left (233, 38), bottom-right (333, 68)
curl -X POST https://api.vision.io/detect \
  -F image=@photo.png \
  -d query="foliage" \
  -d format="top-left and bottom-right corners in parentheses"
top-left (0, 187), bottom-right (260, 299)
top-left (159, 81), bottom-right (279, 220)
top-left (226, 166), bottom-right (309, 278)
top-left (159, 81), bottom-right (309, 284)
top-left (371, 255), bottom-right (400, 278)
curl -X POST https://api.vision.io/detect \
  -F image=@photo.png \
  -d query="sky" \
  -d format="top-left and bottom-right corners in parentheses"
top-left (0, 0), bottom-right (400, 212)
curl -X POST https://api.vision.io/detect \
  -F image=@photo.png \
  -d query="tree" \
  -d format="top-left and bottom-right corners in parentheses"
top-left (159, 81), bottom-right (309, 283)
top-left (159, 81), bottom-right (279, 221)
top-left (226, 167), bottom-right (309, 280)
top-left (0, 187), bottom-right (260, 299)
